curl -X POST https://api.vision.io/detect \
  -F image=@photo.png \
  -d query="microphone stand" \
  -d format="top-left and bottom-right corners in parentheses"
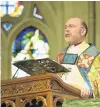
top-left (12, 57), bottom-right (26, 78)
top-left (12, 67), bottom-right (19, 78)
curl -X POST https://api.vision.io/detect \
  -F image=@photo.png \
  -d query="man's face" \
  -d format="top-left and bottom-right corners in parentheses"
top-left (65, 18), bottom-right (83, 45)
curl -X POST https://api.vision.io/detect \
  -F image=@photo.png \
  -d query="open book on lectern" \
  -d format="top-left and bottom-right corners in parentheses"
top-left (13, 58), bottom-right (70, 75)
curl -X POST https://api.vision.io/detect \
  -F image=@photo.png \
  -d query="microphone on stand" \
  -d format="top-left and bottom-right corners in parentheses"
top-left (12, 67), bottom-right (19, 78)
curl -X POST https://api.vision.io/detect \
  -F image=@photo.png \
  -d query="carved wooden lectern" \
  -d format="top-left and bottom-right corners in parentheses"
top-left (1, 58), bottom-right (81, 107)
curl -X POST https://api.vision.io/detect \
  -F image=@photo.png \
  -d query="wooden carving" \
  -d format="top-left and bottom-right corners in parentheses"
top-left (1, 100), bottom-right (15, 107)
top-left (1, 80), bottom-right (50, 97)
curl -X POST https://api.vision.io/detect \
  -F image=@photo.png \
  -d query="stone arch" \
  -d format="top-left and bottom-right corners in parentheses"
top-left (35, 2), bottom-right (57, 33)
top-left (8, 18), bottom-right (56, 57)
top-left (5, 18), bottom-right (57, 78)
top-left (1, 1), bottom-right (65, 79)
top-left (1, 28), bottom-right (9, 79)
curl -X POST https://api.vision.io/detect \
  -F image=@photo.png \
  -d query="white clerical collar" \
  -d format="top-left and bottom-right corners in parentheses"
top-left (67, 41), bottom-right (89, 55)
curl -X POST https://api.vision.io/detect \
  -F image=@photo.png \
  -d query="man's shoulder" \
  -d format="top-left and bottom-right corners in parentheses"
top-left (85, 43), bottom-right (100, 55)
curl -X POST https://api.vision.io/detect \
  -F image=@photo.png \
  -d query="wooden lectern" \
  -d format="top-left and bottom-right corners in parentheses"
top-left (1, 58), bottom-right (81, 107)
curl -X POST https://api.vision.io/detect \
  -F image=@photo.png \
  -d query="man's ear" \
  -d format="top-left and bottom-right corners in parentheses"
top-left (81, 27), bottom-right (86, 36)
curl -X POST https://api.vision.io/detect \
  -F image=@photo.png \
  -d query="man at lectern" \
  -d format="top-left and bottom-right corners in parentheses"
top-left (56, 17), bottom-right (100, 98)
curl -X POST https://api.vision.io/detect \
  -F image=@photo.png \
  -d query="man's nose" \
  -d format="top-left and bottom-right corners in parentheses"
top-left (65, 28), bottom-right (69, 33)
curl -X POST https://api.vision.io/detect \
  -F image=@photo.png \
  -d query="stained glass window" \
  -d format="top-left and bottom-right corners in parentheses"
top-left (0, 1), bottom-right (24, 17)
top-left (12, 27), bottom-right (50, 78)
top-left (3, 23), bottom-right (12, 31)
top-left (33, 4), bottom-right (43, 19)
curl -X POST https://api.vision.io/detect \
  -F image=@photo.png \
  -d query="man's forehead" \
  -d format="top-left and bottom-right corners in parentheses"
top-left (65, 18), bottom-right (82, 25)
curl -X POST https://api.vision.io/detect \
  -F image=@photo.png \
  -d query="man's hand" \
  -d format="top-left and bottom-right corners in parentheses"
top-left (81, 88), bottom-right (90, 98)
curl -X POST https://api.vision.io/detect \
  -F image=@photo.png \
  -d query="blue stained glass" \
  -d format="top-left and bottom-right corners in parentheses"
top-left (0, 1), bottom-right (15, 15)
top-left (0, 1), bottom-right (24, 17)
top-left (12, 27), bottom-right (50, 78)
top-left (12, 27), bottom-right (36, 53)
top-left (3, 23), bottom-right (12, 31)
top-left (39, 31), bottom-right (48, 43)
top-left (12, 26), bottom-right (50, 61)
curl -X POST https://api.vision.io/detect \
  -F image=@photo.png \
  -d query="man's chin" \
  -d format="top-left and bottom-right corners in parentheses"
top-left (65, 39), bottom-right (72, 45)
